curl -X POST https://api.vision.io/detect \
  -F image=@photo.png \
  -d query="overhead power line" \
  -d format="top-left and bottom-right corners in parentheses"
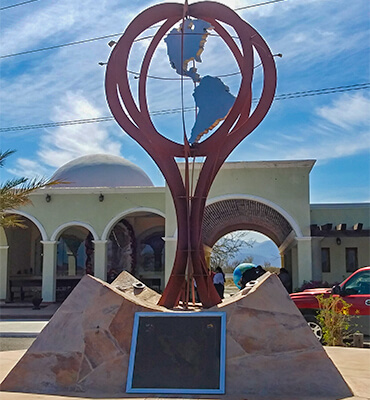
top-left (0, 33), bottom-right (124, 59)
top-left (273, 83), bottom-right (370, 101)
top-left (0, 0), bottom-right (39, 11)
top-left (0, 0), bottom-right (285, 59)
top-left (1, 83), bottom-right (368, 133)
top-left (235, 0), bottom-right (284, 11)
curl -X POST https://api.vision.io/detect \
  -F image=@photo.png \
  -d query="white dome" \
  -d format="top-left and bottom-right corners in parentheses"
top-left (51, 154), bottom-right (154, 187)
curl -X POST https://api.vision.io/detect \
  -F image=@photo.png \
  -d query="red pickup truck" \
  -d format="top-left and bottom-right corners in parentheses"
top-left (290, 267), bottom-right (370, 341)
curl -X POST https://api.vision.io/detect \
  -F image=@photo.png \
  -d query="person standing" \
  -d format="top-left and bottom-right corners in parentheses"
top-left (213, 267), bottom-right (225, 299)
top-left (238, 265), bottom-right (266, 289)
top-left (278, 267), bottom-right (292, 293)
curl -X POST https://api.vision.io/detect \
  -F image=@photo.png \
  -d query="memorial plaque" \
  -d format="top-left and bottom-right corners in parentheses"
top-left (126, 312), bottom-right (226, 394)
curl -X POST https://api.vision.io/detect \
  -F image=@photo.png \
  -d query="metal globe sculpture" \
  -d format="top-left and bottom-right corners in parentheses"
top-left (105, 1), bottom-right (276, 308)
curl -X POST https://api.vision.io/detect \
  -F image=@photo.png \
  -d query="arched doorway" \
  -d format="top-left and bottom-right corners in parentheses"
top-left (107, 219), bottom-right (136, 282)
top-left (203, 198), bottom-right (296, 281)
top-left (203, 199), bottom-right (294, 247)
top-left (209, 229), bottom-right (282, 296)
top-left (136, 228), bottom-right (165, 292)
top-left (106, 212), bottom-right (165, 291)
top-left (4, 216), bottom-right (43, 302)
top-left (56, 226), bottom-right (94, 301)
top-left (210, 230), bottom-right (281, 270)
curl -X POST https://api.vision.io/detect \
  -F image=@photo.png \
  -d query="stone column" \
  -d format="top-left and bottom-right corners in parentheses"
top-left (163, 236), bottom-right (177, 285)
top-left (41, 241), bottom-right (57, 302)
top-left (291, 246), bottom-right (299, 291)
top-left (279, 253), bottom-right (284, 268)
top-left (0, 245), bottom-right (9, 301)
top-left (296, 237), bottom-right (313, 286)
top-left (92, 240), bottom-right (108, 281)
top-left (67, 252), bottom-right (76, 276)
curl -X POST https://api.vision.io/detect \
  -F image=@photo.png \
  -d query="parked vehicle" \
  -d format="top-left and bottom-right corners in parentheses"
top-left (290, 267), bottom-right (370, 341)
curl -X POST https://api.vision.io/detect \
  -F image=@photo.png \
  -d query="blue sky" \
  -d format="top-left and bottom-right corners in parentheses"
top-left (1, 0), bottom-right (369, 204)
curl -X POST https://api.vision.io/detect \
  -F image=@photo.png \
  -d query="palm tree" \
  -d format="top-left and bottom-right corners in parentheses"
top-left (0, 149), bottom-right (60, 228)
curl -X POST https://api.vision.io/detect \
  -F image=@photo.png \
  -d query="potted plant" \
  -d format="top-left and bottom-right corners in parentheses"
top-left (32, 290), bottom-right (43, 310)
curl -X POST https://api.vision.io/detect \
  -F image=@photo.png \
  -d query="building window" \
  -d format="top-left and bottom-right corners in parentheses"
top-left (321, 248), bottom-right (330, 273)
top-left (346, 248), bottom-right (358, 273)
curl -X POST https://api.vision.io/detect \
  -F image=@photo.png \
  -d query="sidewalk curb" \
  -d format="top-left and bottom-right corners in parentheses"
top-left (0, 316), bottom-right (54, 321)
top-left (0, 333), bottom-right (38, 338)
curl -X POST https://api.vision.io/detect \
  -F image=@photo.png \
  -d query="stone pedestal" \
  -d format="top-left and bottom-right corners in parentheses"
top-left (0, 272), bottom-right (352, 399)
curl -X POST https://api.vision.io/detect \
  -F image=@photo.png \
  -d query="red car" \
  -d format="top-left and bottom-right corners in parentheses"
top-left (290, 267), bottom-right (370, 341)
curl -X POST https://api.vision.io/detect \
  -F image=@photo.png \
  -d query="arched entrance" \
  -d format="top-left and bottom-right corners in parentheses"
top-left (3, 216), bottom-right (43, 302)
top-left (136, 228), bottom-right (165, 292)
top-left (203, 199), bottom-right (295, 247)
top-left (203, 198), bottom-right (298, 281)
top-left (56, 226), bottom-right (95, 301)
top-left (107, 219), bottom-right (136, 282)
top-left (106, 211), bottom-right (165, 291)
top-left (210, 230), bottom-right (281, 270)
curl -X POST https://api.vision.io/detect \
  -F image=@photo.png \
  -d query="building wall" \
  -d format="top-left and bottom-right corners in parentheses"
top-left (310, 203), bottom-right (370, 284)
top-left (202, 160), bottom-right (314, 237)
top-left (172, 161), bottom-right (315, 287)
top-left (0, 187), bottom-right (167, 301)
top-left (310, 203), bottom-right (370, 228)
top-left (164, 185), bottom-right (177, 284)
top-left (1, 160), bottom-right (368, 302)
top-left (320, 237), bottom-right (369, 284)
top-left (20, 187), bottom-right (166, 240)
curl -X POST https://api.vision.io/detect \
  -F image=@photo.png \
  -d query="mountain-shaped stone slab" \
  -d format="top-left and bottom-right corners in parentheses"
top-left (1, 272), bottom-right (352, 399)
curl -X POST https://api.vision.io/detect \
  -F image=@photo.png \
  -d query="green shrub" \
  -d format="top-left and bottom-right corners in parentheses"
top-left (316, 294), bottom-right (352, 346)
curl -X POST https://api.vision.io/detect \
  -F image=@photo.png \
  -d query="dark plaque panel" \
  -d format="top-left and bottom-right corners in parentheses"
top-left (126, 312), bottom-right (226, 394)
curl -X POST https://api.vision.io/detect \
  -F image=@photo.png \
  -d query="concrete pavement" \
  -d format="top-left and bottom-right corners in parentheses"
top-left (0, 347), bottom-right (369, 399)
top-left (0, 321), bottom-right (48, 338)
top-left (0, 302), bottom-right (60, 320)
top-left (325, 347), bottom-right (370, 399)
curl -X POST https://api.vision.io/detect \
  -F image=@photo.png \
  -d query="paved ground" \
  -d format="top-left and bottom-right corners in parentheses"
top-left (0, 320), bottom-right (48, 337)
top-left (0, 347), bottom-right (369, 400)
top-left (0, 337), bottom-right (35, 352)
top-left (0, 302), bottom-right (60, 320)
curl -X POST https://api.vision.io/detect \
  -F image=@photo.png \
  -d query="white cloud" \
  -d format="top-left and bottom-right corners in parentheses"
top-left (37, 91), bottom-right (122, 168)
top-left (284, 130), bottom-right (369, 161)
top-left (0, 2), bottom-right (77, 55)
top-left (231, 92), bottom-right (370, 163)
top-left (316, 93), bottom-right (370, 129)
top-left (10, 92), bottom-right (122, 178)
top-left (8, 158), bottom-right (49, 179)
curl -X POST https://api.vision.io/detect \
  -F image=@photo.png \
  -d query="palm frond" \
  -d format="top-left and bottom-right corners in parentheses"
top-left (0, 214), bottom-right (28, 229)
top-left (0, 178), bottom-right (64, 213)
top-left (1, 177), bottom-right (28, 192)
top-left (0, 149), bottom-right (66, 228)
top-left (0, 149), bottom-right (16, 167)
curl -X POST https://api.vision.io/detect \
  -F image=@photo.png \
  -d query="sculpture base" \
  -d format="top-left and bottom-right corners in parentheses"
top-left (0, 272), bottom-right (352, 399)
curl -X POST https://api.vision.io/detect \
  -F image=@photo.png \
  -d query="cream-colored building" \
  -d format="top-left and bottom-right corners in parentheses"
top-left (1, 154), bottom-right (369, 303)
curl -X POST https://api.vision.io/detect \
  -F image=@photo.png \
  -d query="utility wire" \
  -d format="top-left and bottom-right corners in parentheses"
top-left (0, 0), bottom-right (39, 11)
top-left (273, 83), bottom-right (370, 101)
top-left (124, 54), bottom-right (282, 81)
top-left (1, 83), bottom-right (369, 133)
top-left (235, 0), bottom-right (284, 11)
top-left (0, 33), bottom-right (124, 59)
top-left (0, 0), bottom-right (285, 59)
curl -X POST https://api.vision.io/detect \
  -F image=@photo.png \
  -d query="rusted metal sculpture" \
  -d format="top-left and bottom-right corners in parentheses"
top-left (105, 1), bottom-right (276, 308)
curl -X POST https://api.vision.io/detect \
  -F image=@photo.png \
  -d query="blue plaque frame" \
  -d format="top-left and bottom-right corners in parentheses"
top-left (126, 311), bottom-right (226, 394)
